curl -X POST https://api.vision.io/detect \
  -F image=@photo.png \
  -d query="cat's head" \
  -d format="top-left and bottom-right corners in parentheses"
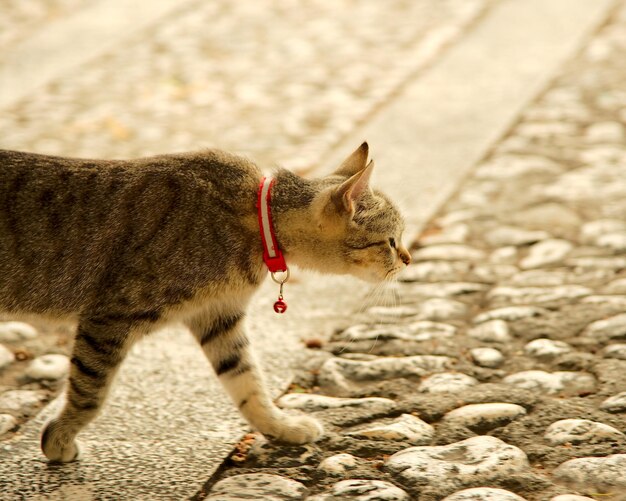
top-left (280, 143), bottom-right (411, 283)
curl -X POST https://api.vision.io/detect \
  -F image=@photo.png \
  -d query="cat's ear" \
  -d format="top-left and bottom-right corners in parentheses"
top-left (331, 160), bottom-right (374, 216)
top-left (333, 142), bottom-right (369, 177)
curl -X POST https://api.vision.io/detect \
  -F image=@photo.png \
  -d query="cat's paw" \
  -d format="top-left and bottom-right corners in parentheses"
top-left (41, 420), bottom-right (81, 463)
top-left (266, 414), bottom-right (324, 444)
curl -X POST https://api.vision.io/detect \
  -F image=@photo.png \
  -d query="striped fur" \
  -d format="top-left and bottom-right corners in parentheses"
top-left (0, 144), bottom-right (408, 462)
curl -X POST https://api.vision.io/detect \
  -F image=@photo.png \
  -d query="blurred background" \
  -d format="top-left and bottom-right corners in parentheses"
top-left (0, 0), bottom-right (489, 171)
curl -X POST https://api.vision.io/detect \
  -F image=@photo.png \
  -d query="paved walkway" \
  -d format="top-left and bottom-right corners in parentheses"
top-left (1, 0), bottom-right (624, 500)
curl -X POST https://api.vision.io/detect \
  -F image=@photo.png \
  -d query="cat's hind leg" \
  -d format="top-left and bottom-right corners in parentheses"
top-left (41, 316), bottom-right (139, 462)
top-left (187, 310), bottom-right (323, 444)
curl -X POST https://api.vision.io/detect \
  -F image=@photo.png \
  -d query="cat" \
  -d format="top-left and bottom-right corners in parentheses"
top-left (0, 142), bottom-right (411, 462)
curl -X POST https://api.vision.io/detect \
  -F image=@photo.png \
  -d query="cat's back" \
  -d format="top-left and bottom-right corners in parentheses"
top-left (0, 148), bottom-right (261, 211)
top-left (0, 148), bottom-right (260, 183)
top-left (0, 149), bottom-right (263, 314)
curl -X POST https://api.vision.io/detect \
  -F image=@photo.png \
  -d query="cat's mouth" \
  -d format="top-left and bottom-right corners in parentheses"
top-left (385, 267), bottom-right (403, 282)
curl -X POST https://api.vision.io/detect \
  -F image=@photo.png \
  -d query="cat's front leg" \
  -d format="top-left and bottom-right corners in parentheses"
top-left (187, 310), bottom-right (323, 444)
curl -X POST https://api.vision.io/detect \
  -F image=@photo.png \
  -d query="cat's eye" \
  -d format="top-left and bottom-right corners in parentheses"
top-left (389, 238), bottom-right (396, 248)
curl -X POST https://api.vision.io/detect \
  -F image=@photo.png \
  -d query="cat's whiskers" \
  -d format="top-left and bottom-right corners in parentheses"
top-left (364, 282), bottom-right (387, 354)
top-left (341, 279), bottom-right (387, 355)
top-left (358, 282), bottom-right (389, 333)
top-left (357, 280), bottom-right (385, 314)
top-left (364, 272), bottom-right (402, 354)
top-left (366, 276), bottom-right (402, 354)
top-left (386, 270), bottom-right (402, 303)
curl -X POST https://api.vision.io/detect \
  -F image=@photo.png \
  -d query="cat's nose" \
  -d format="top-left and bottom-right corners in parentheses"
top-left (398, 246), bottom-right (411, 266)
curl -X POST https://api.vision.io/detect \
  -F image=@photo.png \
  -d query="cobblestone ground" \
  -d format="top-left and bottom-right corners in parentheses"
top-left (194, 5), bottom-right (626, 501)
top-left (0, 0), bottom-right (493, 475)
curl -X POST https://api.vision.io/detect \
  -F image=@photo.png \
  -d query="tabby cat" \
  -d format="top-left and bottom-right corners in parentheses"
top-left (0, 142), bottom-right (410, 462)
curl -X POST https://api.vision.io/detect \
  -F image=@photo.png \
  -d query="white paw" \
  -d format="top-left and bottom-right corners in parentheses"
top-left (266, 414), bottom-right (324, 444)
top-left (42, 438), bottom-right (81, 463)
top-left (41, 421), bottom-right (81, 463)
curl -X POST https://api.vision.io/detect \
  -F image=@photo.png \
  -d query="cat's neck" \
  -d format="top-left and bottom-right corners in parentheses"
top-left (268, 169), bottom-right (318, 269)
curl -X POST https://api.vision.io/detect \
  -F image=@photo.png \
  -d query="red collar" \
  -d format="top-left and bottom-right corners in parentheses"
top-left (257, 176), bottom-right (287, 273)
top-left (257, 176), bottom-right (290, 314)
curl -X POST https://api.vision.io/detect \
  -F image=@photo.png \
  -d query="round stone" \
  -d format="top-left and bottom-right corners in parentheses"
top-left (517, 121), bottom-right (577, 138)
top-left (472, 264), bottom-right (519, 283)
top-left (468, 320), bottom-right (511, 343)
top-left (347, 414), bottom-right (434, 445)
top-left (474, 306), bottom-right (547, 323)
top-left (550, 494), bottom-right (594, 501)
top-left (470, 347), bottom-right (504, 368)
top-left (485, 227), bottom-right (550, 247)
top-left (318, 355), bottom-right (453, 394)
top-left (545, 419), bottom-right (624, 445)
top-left (418, 373), bottom-right (479, 393)
top-left (442, 488), bottom-right (527, 500)
top-left (580, 219), bottom-right (626, 245)
top-left (400, 261), bottom-right (471, 282)
top-left (318, 453), bottom-right (357, 475)
top-left (385, 436), bottom-right (529, 491)
top-left (0, 390), bottom-right (45, 413)
top-left (502, 371), bottom-right (596, 395)
top-left (404, 321), bottom-right (458, 340)
top-left (487, 286), bottom-right (591, 305)
top-left (544, 163), bottom-right (626, 202)
top-left (475, 155), bottom-right (562, 179)
top-left (0, 414), bottom-right (17, 436)
top-left (579, 145), bottom-right (626, 164)
top-left (520, 239), bottom-right (573, 269)
top-left (436, 210), bottom-right (479, 227)
top-left (206, 473), bottom-right (306, 500)
top-left (585, 121), bottom-right (625, 143)
top-left (26, 354), bottom-right (70, 380)
top-left (603, 278), bottom-right (626, 294)
top-left (597, 232), bottom-right (626, 251)
top-left (411, 244), bottom-right (486, 262)
top-left (549, 496), bottom-right (596, 501)
top-left (567, 256), bottom-right (626, 269)
top-left (366, 306), bottom-right (418, 318)
top-left (553, 454), bottom-right (626, 492)
top-left (418, 298), bottom-right (468, 321)
top-left (277, 394), bottom-right (396, 413)
top-left (509, 203), bottom-right (581, 233)
top-left (524, 339), bottom-right (572, 359)
top-left (419, 224), bottom-right (469, 245)
top-left (403, 282), bottom-right (487, 298)
top-left (442, 403), bottom-right (527, 432)
top-left (0, 344), bottom-right (15, 369)
top-left (581, 295), bottom-right (626, 308)
top-left (0, 321), bottom-right (38, 342)
top-left (508, 269), bottom-right (602, 287)
top-left (489, 246), bottom-right (519, 265)
top-left (338, 321), bottom-right (456, 342)
top-left (583, 313), bottom-right (626, 341)
top-left (600, 392), bottom-right (626, 413)
top-left (308, 479), bottom-right (410, 501)
top-left (603, 344), bottom-right (626, 360)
